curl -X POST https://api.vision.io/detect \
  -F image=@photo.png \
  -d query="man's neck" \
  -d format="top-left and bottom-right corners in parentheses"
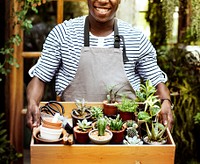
top-left (88, 17), bottom-right (115, 37)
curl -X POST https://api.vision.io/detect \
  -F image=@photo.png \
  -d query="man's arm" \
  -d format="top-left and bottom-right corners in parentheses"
top-left (26, 76), bottom-right (46, 130)
top-left (156, 82), bottom-right (174, 130)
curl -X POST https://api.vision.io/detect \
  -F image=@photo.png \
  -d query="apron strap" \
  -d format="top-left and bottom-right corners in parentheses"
top-left (84, 16), bottom-right (128, 63)
top-left (84, 16), bottom-right (90, 47)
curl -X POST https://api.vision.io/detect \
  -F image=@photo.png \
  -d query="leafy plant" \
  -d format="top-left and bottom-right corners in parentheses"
top-left (107, 114), bottom-right (123, 131)
top-left (157, 45), bottom-right (200, 163)
top-left (116, 96), bottom-right (138, 113)
top-left (194, 113), bottom-right (200, 124)
top-left (135, 80), bottom-right (157, 103)
top-left (73, 98), bottom-right (91, 117)
top-left (138, 93), bottom-right (167, 142)
top-left (0, 113), bottom-right (22, 163)
top-left (97, 117), bottom-right (107, 136)
top-left (76, 119), bottom-right (92, 132)
top-left (0, 0), bottom-right (46, 81)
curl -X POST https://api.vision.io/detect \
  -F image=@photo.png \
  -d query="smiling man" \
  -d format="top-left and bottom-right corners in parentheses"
top-left (26, 0), bottom-right (174, 131)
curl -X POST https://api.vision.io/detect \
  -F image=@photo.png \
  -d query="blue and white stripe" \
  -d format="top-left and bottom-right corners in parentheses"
top-left (30, 16), bottom-right (167, 96)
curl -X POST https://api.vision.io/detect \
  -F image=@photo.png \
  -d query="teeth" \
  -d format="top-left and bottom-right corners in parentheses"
top-left (96, 8), bottom-right (109, 13)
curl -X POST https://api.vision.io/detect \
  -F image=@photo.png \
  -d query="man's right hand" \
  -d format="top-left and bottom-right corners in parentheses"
top-left (26, 77), bottom-right (45, 130)
top-left (26, 104), bottom-right (41, 130)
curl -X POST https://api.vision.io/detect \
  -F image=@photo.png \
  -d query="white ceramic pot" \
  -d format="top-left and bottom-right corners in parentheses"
top-left (89, 129), bottom-right (113, 144)
top-left (40, 125), bottom-right (62, 141)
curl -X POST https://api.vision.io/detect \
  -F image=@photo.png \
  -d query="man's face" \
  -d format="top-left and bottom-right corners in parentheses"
top-left (87, 0), bottom-right (121, 23)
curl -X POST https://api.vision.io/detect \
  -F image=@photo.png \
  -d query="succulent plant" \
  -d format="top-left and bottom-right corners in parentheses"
top-left (107, 114), bottom-right (123, 131)
top-left (90, 106), bottom-right (103, 120)
top-left (137, 82), bottom-right (167, 143)
top-left (123, 136), bottom-right (143, 145)
top-left (77, 119), bottom-right (92, 132)
top-left (106, 83), bottom-right (126, 103)
top-left (73, 98), bottom-right (91, 117)
top-left (135, 80), bottom-right (157, 103)
top-left (126, 120), bottom-right (138, 128)
top-left (97, 117), bottom-right (107, 136)
top-left (127, 127), bottom-right (138, 138)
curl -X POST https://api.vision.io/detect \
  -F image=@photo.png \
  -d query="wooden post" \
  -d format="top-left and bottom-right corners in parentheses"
top-left (6, 0), bottom-right (24, 156)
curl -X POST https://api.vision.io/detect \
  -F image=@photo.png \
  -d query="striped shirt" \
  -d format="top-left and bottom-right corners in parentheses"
top-left (29, 16), bottom-right (167, 96)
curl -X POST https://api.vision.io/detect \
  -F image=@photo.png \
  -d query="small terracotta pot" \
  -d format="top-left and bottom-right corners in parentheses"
top-left (109, 125), bottom-right (126, 144)
top-left (103, 100), bottom-right (118, 117)
top-left (118, 111), bottom-right (135, 122)
top-left (73, 126), bottom-right (92, 144)
top-left (42, 117), bottom-right (62, 129)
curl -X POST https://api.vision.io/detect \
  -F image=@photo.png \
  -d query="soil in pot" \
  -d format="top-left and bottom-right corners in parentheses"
top-left (73, 126), bottom-right (92, 144)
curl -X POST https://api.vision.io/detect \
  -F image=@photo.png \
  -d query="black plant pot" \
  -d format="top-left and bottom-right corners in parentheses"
top-left (71, 109), bottom-right (92, 127)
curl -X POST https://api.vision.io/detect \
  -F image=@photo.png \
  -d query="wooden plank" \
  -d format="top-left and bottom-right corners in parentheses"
top-left (31, 144), bottom-right (175, 164)
top-left (57, 0), bottom-right (64, 24)
top-left (31, 102), bottom-right (176, 164)
top-left (22, 51), bottom-right (41, 58)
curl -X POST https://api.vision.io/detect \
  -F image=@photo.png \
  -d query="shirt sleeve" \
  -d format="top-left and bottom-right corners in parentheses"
top-left (136, 33), bottom-right (168, 86)
top-left (28, 26), bottom-right (62, 82)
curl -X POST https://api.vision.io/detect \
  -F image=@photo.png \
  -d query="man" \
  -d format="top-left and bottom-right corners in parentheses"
top-left (26, 0), bottom-right (174, 130)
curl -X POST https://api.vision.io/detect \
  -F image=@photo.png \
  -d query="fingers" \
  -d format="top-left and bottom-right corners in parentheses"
top-left (26, 106), bottom-right (41, 130)
top-left (161, 112), bottom-right (174, 131)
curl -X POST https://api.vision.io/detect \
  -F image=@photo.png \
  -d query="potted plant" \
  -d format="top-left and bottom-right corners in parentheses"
top-left (123, 120), bottom-right (143, 145)
top-left (103, 84), bottom-right (125, 117)
top-left (73, 119), bottom-right (92, 144)
top-left (90, 106), bottom-right (104, 121)
top-left (106, 114), bottom-right (126, 144)
top-left (89, 117), bottom-right (113, 144)
top-left (138, 94), bottom-right (167, 145)
top-left (116, 96), bottom-right (138, 122)
top-left (71, 98), bottom-right (92, 127)
top-left (135, 80), bottom-right (157, 112)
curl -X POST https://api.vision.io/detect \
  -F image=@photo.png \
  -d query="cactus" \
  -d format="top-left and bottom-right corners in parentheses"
top-left (127, 127), bottom-right (138, 138)
top-left (97, 117), bottom-right (107, 136)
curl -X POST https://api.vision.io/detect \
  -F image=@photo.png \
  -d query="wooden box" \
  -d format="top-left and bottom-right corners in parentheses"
top-left (30, 102), bottom-right (176, 164)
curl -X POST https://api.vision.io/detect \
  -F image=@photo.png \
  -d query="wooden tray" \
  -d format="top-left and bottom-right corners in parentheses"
top-left (30, 102), bottom-right (176, 164)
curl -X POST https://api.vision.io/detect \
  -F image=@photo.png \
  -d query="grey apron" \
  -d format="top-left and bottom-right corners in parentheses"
top-left (61, 16), bottom-right (135, 102)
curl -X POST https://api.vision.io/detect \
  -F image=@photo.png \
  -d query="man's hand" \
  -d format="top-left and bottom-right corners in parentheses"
top-left (26, 104), bottom-right (41, 130)
top-left (26, 77), bottom-right (45, 130)
top-left (160, 99), bottom-right (174, 131)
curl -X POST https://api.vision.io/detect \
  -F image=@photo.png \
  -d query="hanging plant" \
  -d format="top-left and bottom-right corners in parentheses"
top-left (0, 0), bottom-right (46, 81)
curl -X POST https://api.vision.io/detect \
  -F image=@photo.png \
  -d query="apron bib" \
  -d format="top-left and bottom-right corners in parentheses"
top-left (61, 16), bottom-right (135, 102)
